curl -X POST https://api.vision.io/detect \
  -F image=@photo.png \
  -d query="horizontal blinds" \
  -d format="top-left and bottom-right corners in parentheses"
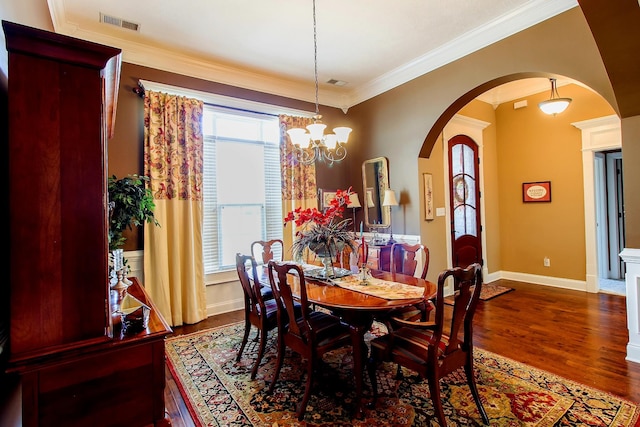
top-left (202, 106), bottom-right (282, 273)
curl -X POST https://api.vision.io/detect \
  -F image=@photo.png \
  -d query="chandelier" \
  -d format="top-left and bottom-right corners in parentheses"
top-left (538, 78), bottom-right (572, 116)
top-left (286, 0), bottom-right (352, 165)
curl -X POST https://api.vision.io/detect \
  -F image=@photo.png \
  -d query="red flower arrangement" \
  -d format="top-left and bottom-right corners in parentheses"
top-left (284, 188), bottom-right (357, 263)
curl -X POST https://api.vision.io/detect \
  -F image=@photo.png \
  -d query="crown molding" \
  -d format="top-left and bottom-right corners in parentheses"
top-left (47, 0), bottom-right (578, 110)
top-left (348, 0), bottom-right (579, 106)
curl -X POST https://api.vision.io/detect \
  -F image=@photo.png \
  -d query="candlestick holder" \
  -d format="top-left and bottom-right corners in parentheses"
top-left (359, 263), bottom-right (371, 285)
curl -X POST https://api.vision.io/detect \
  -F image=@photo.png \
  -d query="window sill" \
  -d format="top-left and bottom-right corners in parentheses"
top-left (205, 269), bottom-right (237, 286)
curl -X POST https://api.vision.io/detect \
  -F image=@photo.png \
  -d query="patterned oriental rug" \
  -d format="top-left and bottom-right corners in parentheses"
top-left (166, 322), bottom-right (640, 427)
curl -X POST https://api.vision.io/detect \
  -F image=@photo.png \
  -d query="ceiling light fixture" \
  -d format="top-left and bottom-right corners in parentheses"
top-left (286, 0), bottom-right (352, 165)
top-left (538, 78), bottom-right (572, 115)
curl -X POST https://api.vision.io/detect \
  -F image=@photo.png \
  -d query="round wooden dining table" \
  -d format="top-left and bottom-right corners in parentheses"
top-left (257, 265), bottom-right (437, 419)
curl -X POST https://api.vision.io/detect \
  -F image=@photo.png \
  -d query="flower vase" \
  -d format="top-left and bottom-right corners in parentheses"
top-left (319, 254), bottom-right (335, 279)
top-left (309, 242), bottom-right (338, 279)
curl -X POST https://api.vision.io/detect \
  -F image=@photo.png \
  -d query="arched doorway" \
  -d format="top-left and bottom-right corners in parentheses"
top-left (442, 115), bottom-right (490, 280)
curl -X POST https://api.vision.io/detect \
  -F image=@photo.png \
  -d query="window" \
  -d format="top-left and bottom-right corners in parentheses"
top-left (202, 106), bottom-right (282, 274)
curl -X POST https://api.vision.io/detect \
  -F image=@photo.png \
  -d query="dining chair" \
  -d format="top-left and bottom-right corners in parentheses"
top-left (390, 242), bottom-right (429, 279)
top-left (251, 239), bottom-right (284, 265)
top-left (367, 263), bottom-right (489, 426)
top-left (335, 240), bottom-right (366, 270)
top-left (266, 260), bottom-right (352, 421)
top-left (235, 253), bottom-right (280, 379)
top-left (378, 242), bottom-right (432, 334)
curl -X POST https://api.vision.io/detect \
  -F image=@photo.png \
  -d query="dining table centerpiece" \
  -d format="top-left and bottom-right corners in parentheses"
top-left (284, 188), bottom-right (357, 278)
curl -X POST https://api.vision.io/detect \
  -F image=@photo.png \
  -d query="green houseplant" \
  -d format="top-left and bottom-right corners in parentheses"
top-left (108, 174), bottom-right (159, 251)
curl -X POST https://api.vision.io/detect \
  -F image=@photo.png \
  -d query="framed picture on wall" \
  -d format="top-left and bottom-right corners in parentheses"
top-left (522, 181), bottom-right (551, 203)
top-left (319, 189), bottom-right (337, 210)
top-left (423, 173), bottom-right (434, 220)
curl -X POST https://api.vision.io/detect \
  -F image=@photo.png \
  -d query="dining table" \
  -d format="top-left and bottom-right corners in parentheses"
top-left (257, 263), bottom-right (437, 418)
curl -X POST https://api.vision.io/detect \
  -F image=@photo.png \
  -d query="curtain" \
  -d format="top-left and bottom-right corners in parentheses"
top-left (143, 90), bottom-right (207, 326)
top-left (279, 115), bottom-right (318, 260)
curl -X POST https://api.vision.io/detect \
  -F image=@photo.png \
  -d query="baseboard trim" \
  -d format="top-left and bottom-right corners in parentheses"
top-left (627, 343), bottom-right (640, 364)
top-left (490, 270), bottom-right (587, 291)
top-left (207, 298), bottom-right (244, 317)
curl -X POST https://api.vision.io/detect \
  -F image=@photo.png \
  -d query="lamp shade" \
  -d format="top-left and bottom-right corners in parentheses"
top-left (333, 127), bottom-right (352, 143)
top-left (538, 98), bottom-right (571, 115)
top-left (347, 193), bottom-right (361, 208)
top-left (287, 128), bottom-right (311, 148)
top-left (382, 189), bottom-right (398, 207)
top-left (538, 78), bottom-right (572, 115)
top-left (306, 123), bottom-right (326, 141)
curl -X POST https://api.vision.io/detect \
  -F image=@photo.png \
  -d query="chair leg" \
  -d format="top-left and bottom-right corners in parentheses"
top-left (267, 334), bottom-right (285, 394)
top-left (465, 358), bottom-right (489, 424)
top-left (236, 319), bottom-right (251, 362)
top-left (250, 327), bottom-right (268, 379)
top-left (296, 355), bottom-right (315, 421)
top-left (427, 371), bottom-right (447, 427)
top-left (366, 356), bottom-right (379, 404)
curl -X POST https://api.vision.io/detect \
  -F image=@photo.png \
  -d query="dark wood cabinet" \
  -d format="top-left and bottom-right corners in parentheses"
top-left (4, 21), bottom-right (171, 426)
top-left (4, 20), bottom-right (120, 360)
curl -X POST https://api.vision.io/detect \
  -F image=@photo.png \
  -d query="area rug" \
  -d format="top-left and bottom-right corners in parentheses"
top-left (165, 322), bottom-right (640, 427)
top-left (445, 283), bottom-right (514, 305)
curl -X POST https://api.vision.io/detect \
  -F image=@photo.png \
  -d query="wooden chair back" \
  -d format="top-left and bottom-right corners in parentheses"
top-left (235, 253), bottom-right (279, 378)
top-left (390, 242), bottom-right (429, 279)
top-left (335, 240), bottom-right (367, 269)
top-left (267, 261), bottom-right (310, 341)
top-left (251, 239), bottom-right (284, 265)
top-left (266, 260), bottom-right (351, 420)
top-left (236, 253), bottom-right (266, 318)
top-left (368, 263), bottom-right (488, 426)
top-left (432, 263), bottom-right (483, 358)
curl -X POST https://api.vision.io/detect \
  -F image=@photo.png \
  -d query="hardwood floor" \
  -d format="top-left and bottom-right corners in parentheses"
top-left (164, 280), bottom-right (640, 425)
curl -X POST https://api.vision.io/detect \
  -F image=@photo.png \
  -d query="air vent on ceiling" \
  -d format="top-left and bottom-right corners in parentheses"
top-left (100, 13), bottom-right (140, 32)
top-left (326, 79), bottom-right (348, 87)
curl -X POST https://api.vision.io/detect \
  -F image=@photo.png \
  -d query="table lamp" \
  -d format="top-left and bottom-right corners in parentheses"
top-left (347, 192), bottom-right (361, 232)
top-left (382, 189), bottom-right (399, 244)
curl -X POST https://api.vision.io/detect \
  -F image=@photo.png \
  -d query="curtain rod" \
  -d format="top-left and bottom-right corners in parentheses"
top-left (136, 79), bottom-right (313, 119)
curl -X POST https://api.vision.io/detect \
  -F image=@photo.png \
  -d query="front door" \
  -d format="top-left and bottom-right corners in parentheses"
top-left (448, 135), bottom-right (483, 268)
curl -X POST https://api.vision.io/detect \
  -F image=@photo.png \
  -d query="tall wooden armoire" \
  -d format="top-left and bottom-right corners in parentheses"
top-left (4, 21), bottom-right (171, 427)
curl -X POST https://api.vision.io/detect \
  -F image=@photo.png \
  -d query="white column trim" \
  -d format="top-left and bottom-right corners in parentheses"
top-left (571, 114), bottom-right (621, 293)
top-left (620, 248), bottom-right (640, 363)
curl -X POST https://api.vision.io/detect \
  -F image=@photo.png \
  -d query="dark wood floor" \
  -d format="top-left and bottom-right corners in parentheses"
top-left (164, 279), bottom-right (640, 426)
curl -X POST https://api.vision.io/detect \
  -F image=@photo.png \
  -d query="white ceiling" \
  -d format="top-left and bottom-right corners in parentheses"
top-left (47, 0), bottom-right (579, 109)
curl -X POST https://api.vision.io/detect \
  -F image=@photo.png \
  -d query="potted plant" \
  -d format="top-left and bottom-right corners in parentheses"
top-left (284, 188), bottom-right (356, 278)
top-left (107, 174), bottom-right (160, 289)
top-left (108, 174), bottom-right (159, 251)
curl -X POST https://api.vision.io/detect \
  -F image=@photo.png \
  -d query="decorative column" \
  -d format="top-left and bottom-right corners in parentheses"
top-left (620, 249), bottom-right (640, 363)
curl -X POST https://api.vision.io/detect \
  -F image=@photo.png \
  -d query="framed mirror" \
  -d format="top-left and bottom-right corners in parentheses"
top-left (362, 157), bottom-right (390, 229)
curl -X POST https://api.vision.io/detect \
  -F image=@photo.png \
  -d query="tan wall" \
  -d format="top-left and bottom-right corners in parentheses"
top-left (495, 84), bottom-right (614, 280)
top-left (417, 100), bottom-right (499, 283)
top-left (416, 85), bottom-right (614, 282)
top-left (347, 8), bottom-right (615, 240)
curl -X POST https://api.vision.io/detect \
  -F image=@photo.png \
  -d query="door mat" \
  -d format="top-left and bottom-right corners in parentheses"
top-left (445, 282), bottom-right (514, 305)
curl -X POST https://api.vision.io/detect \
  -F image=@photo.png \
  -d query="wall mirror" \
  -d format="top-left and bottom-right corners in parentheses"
top-left (362, 157), bottom-right (390, 229)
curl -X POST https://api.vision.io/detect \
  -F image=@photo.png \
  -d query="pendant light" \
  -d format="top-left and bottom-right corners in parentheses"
top-left (286, 0), bottom-right (352, 165)
top-left (538, 78), bottom-right (572, 116)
